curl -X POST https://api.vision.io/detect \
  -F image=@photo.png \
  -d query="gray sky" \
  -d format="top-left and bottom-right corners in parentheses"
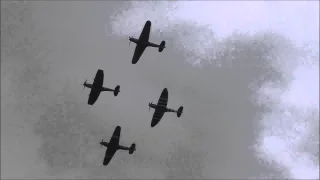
top-left (1, 1), bottom-right (319, 179)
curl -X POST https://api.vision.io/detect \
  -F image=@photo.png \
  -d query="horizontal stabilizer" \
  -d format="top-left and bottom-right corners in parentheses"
top-left (129, 143), bottom-right (136, 154)
top-left (177, 106), bottom-right (183, 117)
top-left (114, 85), bottom-right (120, 96)
top-left (158, 41), bottom-right (166, 52)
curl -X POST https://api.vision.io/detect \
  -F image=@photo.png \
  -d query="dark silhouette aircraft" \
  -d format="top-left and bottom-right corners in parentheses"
top-left (83, 69), bottom-right (120, 105)
top-left (129, 20), bottom-right (166, 64)
top-left (100, 126), bottom-right (136, 166)
top-left (148, 88), bottom-right (183, 127)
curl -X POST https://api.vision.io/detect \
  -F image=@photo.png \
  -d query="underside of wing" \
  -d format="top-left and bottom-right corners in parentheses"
top-left (157, 88), bottom-right (168, 107)
top-left (151, 109), bottom-right (165, 127)
top-left (103, 147), bottom-right (117, 166)
top-left (88, 90), bottom-right (100, 105)
top-left (132, 45), bottom-right (146, 64)
top-left (93, 69), bottom-right (104, 88)
top-left (139, 21), bottom-right (151, 42)
top-left (110, 126), bottom-right (121, 145)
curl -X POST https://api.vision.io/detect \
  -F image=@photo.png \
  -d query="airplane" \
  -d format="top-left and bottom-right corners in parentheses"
top-left (129, 20), bottom-right (166, 64)
top-left (148, 88), bottom-right (183, 127)
top-left (100, 126), bottom-right (136, 166)
top-left (83, 69), bottom-right (120, 105)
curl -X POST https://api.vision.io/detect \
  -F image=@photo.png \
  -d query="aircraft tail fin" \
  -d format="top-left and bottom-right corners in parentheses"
top-left (113, 85), bottom-right (120, 96)
top-left (158, 41), bottom-right (166, 52)
top-left (129, 143), bottom-right (136, 154)
top-left (177, 106), bottom-right (183, 117)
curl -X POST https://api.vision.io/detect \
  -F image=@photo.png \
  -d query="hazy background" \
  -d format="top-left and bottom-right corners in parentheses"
top-left (1, 1), bottom-right (319, 179)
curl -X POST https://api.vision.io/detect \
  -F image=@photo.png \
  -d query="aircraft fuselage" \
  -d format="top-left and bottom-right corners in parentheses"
top-left (150, 104), bottom-right (167, 113)
top-left (130, 37), bottom-right (148, 46)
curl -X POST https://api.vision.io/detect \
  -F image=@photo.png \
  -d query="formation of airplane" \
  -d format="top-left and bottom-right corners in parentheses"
top-left (129, 20), bottom-right (166, 64)
top-left (82, 21), bottom-right (184, 166)
top-left (100, 126), bottom-right (136, 166)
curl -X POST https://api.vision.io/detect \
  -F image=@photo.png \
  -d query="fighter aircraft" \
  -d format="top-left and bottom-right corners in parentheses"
top-left (129, 20), bottom-right (166, 64)
top-left (100, 126), bottom-right (136, 166)
top-left (83, 69), bottom-right (120, 105)
top-left (148, 88), bottom-right (183, 127)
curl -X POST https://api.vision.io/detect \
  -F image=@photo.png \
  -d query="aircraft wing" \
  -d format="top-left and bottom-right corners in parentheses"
top-left (88, 90), bottom-right (101, 105)
top-left (93, 69), bottom-right (104, 88)
top-left (103, 147), bottom-right (117, 166)
top-left (156, 88), bottom-right (168, 107)
top-left (151, 109), bottom-right (165, 127)
top-left (138, 20), bottom-right (151, 42)
top-left (132, 45), bottom-right (147, 64)
top-left (87, 69), bottom-right (104, 105)
top-left (110, 126), bottom-right (121, 145)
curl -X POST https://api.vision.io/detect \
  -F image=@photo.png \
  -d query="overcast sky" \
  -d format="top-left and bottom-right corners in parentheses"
top-left (1, 1), bottom-right (319, 179)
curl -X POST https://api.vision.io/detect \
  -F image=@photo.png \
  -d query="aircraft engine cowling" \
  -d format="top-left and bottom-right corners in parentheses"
top-left (158, 41), bottom-right (166, 52)
top-left (114, 85), bottom-right (120, 96)
top-left (129, 143), bottom-right (136, 154)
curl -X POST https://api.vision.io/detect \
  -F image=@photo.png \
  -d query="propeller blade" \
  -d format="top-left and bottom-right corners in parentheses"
top-left (83, 79), bottom-right (87, 90)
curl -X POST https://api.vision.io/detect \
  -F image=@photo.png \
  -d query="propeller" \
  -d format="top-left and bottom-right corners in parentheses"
top-left (149, 102), bottom-right (153, 111)
top-left (83, 79), bottom-right (87, 90)
top-left (100, 138), bottom-right (103, 147)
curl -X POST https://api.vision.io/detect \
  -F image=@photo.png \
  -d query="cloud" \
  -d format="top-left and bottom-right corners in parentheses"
top-left (109, 1), bottom-right (319, 179)
top-left (1, 1), bottom-right (318, 179)
top-left (256, 62), bottom-right (319, 179)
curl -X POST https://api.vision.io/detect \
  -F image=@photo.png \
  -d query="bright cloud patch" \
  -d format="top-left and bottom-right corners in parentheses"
top-left (257, 61), bottom-right (319, 179)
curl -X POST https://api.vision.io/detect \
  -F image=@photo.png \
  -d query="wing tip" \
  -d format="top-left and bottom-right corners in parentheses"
top-left (163, 88), bottom-right (168, 93)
